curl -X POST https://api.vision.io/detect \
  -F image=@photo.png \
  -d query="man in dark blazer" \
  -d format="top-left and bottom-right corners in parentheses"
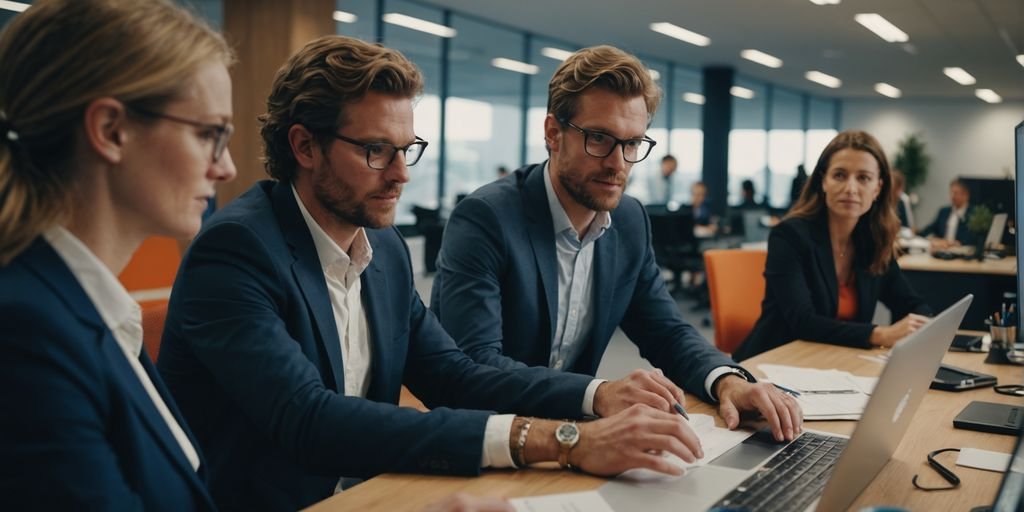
top-left (920, 178), bottom-right (975, 248)
top-left (430, 45), bottom-right (802, 444)
top-left (158, 36), bottom-right (701, 512)
top-left (2, 238), bottom-right (215, 511)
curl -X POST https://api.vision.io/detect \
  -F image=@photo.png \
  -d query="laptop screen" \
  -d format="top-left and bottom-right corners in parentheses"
top-left (992, 423), bottom-right (1024, 511)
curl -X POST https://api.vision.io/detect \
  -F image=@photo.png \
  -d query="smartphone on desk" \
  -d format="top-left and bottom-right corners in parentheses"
top-left (949, 334), bottom-right (984, 352)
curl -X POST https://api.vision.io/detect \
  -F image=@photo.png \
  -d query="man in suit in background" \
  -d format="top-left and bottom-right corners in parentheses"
top-left (430, 45), bottom-right (802, 445)
top-left (920, 178), bottom-right (975, 249)
top-left (158, 36), bottom-right (704, 511)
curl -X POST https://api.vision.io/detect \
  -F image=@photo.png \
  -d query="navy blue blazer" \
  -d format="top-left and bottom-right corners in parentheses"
top-left (0, 238), bottom-right (214, 511)
top-left (430, 163), bottom-right (739, 404)
top-left (158, 181), bottom-right (592, 511)
top-left (919, 204), bottom-right (977, 245)
top-left (733, 216), bottom-right (932, 361)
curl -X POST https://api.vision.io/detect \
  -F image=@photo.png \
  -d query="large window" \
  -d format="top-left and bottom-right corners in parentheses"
top-left (768, 88), bottom-right (804, 208)
top-left (444, 14), bottom-right (524, 207)
top-left (728, 78), bottom-right (767, 207)
top-left (669, 66), bottom-right (703, 205)
top-left (379, 0), bottom-right (444, 224)
top-left (526, 38), bottom-right (578, 166)
top-left (335, 0), bottom-right (377, 42)
top-left (805, 97), bottom-right (838, 169)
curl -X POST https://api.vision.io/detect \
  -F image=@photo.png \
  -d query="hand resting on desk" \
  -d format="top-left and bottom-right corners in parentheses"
top-left (869, 313), bottom-right (929, 348)
top-left (715, 376), bottom-right (804, 442)
top-left (592, 368), bottom-right (688, 417)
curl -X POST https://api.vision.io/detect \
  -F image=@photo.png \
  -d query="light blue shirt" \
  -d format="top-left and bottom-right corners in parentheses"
top-left (542, 163), bottom-right (611, 371)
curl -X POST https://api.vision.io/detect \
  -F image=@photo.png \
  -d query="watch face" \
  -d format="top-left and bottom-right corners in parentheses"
top-left (556, 423), bottom-right (580, 444)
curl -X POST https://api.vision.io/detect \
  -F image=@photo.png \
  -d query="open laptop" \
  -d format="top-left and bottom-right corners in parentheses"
top-left (985, 213), bottom-right (1008, 252)
top-left (599, 294), bottom-right (973, 512)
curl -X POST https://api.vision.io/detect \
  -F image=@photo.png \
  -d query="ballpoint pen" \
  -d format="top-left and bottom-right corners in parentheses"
top-left (673, 402), bottom-right (690, 420)
top-left (771, 383), bottom-right (802, 397)
top-left (800, 389), bottom-right (859, 395)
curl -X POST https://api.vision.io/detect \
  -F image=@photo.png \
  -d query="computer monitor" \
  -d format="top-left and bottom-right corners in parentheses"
top-left (987, 213), bottom-right (1009, 251)
top-left (1015, 121), bottom-right (1024, 341)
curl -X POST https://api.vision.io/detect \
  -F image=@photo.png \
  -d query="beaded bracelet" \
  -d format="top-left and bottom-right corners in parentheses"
top-left (511, 418), bottom-right (532, 467)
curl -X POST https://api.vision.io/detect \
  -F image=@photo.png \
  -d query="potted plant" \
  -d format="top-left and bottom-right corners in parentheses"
top-left (893, 133), bottom-right (930, 192)
top-left (967, 204), bottom-right (994, 260)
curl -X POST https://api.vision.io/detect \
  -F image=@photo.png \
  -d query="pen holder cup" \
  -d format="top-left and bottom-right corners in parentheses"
top-left (986, 325), bottom-right (1023, 365)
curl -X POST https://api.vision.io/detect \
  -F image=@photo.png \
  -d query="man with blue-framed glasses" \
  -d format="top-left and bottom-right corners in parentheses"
top-left (432, 45), bottom-right (803, 447)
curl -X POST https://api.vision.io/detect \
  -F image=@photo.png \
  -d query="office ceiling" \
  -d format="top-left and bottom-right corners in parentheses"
top-left (420, 0), bottom-right (1024, 101)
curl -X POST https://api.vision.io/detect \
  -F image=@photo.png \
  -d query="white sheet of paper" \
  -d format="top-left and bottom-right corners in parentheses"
top-left (616, 414), bottom-right (752, 482)
top-left (510, 490), bottom-right (614, 512)
top-left (956, 448), bottom-right (1012, 472)
top-left (759, 364), bottom-right (871, 420)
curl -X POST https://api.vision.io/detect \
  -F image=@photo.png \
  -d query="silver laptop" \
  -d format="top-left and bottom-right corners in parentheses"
top-left (600, 294), bottom-right (973, 512)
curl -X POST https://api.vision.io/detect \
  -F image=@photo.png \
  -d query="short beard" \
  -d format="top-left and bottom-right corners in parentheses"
top-left (557, 167), bottom-right (623, 212)
top-left (312, 159), bottom-right (398, 230)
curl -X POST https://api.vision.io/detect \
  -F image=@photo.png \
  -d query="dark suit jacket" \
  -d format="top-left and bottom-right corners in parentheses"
top-left (0, 238), bottom-right (214, 511)
top-left (158, 180), bottom-right (592, 511)
top-left (733, 216), bottom-right (932, 361)
top-left (919, 204), bottom-right (977, 245)
top-left (430, 163), bottom-right (739, 403)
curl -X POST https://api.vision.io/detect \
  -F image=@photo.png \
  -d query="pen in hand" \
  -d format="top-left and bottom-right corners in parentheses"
top-left (771, 383), bottom-right (802, 397)
top-left (673, 402), bottom-right (690, 420)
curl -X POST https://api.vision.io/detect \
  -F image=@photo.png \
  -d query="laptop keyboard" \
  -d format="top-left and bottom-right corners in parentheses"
top-left (711, 431), bottom-right (848, 512)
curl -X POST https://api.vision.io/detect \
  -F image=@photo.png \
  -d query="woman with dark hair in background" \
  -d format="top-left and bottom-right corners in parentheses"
top-left (0, 0), bottom-right (236, 508)
top-left (734, 131), bottom-right (931, 361)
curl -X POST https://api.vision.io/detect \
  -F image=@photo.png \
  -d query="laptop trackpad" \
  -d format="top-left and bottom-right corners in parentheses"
top-left (710, 428), bottom-right (788, 471)
top-left (600, 465), bottom-right (749, 512)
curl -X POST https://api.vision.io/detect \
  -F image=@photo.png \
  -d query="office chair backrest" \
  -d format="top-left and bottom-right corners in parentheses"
top-left (704, 249), bottom-right (768, 354)
top-left (119, 236), bottom-right (182, 299)
top-left (141, 302), bottom-right (168, 362)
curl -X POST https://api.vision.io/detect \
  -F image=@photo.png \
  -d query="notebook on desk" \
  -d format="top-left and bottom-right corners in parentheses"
top-left (599, 294), bottom-right (973, 512)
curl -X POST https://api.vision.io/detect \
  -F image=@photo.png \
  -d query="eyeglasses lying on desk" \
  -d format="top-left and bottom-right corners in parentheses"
top-left (912, 448), bottom-right (961, 491)
top-left (994, 384), bottom-right (1024, 396)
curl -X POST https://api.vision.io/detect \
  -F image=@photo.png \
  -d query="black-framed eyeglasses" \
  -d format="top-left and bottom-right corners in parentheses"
top-left (332, 132), bottom-right (428, 170)
top-left (912, 448), bottom-right (961, 491)
top-left (558, 118), bottom-right (656, 163)
top-left (130, 106), bottom-right (233, 163)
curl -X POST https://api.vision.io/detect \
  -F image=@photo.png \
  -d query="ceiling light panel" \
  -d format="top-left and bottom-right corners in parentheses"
top-left (943, 67), bottom-right (976, 86)
top-left (740, 49), bottom-right (783, 69)
top-left (382, 13), bottom-right (457, 38)
top-left (854, 13), bottom-right (909, 43)
top-left (805, 70), bottom-right (842, 88)
top-left (874, 83), bottom-right (901, 98)
top-left (650, 22), bottom-right (711, 47)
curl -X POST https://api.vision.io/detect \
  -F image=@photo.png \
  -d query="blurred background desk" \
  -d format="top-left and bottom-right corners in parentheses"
top-left (305, 341), bottom-right (1022, 512)
top-left (897, 254), bottom-right (1016, 330)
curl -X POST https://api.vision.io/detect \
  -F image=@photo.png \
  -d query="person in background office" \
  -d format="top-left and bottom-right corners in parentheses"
top-left (158, 36), bottom-right (708, 512)
top-left (891, 169), bottom-right (915, 234)
top-left (736, 179), bottom-right (764, 210)
top-left (431, 44), bottom-right (802, 446)
top-left (733, 131), bottom-right (932, 361)
top-left (789, 163), bottom-right (808, 209)
top-left (0, 0), bottom-right (236, 509)
top-left (919, 178), bottom-right (976, 249)
top-left (653, 153), bottom-right (678, 204)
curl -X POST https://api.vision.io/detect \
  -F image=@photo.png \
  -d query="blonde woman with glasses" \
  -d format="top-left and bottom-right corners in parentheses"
top-left (0, 0), bottom-right (235, 509)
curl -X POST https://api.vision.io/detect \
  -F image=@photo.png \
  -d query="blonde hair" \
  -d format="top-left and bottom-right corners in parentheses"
top-left (260, 36), bottom-right (424, 182)
top-left (547, 45), bottom-right (661, 124)
top-left (0, 0), bottom-right (233, 265)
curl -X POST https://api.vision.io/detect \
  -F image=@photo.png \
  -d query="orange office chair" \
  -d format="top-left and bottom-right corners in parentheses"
top-left (703, 249), bottom-right (768, 355)
top-left (120, 237), bottom-right (182, 362)
top-left (119, 236), bottom-right (182, 312)
top-left (141, 302), bottom-right (168, 362)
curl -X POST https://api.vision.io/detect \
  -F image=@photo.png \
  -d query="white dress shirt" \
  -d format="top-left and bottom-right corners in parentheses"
top-left (289, 186), bottom-right (520, 469)
top-left (945, 203), bottom-right (968, 242)
top-left (43, 227), bottom-right (200, 472)
top-left (542, 164), bottom-right (742, 400)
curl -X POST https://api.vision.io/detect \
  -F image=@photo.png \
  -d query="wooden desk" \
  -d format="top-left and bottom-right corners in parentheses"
top-left (308, 342), bottom-right (1023, 512)
top-left (898, 254), bottom-right (1016, 330)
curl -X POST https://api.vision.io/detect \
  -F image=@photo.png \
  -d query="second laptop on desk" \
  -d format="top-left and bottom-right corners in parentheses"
top-left (599, 294), bottom-right (973, 512)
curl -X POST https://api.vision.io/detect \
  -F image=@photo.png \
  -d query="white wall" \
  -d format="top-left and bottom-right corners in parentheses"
top-left (841, 99), bottom-right (1024, 229)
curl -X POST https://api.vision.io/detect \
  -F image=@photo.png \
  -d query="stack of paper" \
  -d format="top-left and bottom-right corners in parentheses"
top-left (759, 364), bottom-right (878, 421)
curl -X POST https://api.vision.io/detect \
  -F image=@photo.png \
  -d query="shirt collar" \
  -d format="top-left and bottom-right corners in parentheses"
top-left (542, 161), bottom-right (612, 242)
top-left (42, 226), bottom-right (142, 355)
top-left (291, 184), bottom-right (372, 278)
